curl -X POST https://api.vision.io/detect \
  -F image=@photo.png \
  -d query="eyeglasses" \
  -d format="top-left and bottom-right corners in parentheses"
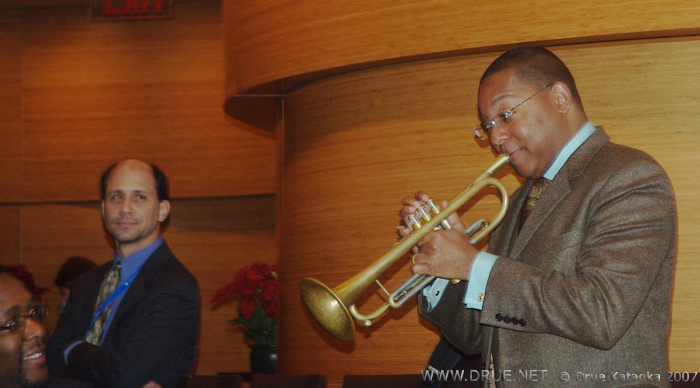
top-left (0, 305), bottom-right (47, 334)
top-left (473, 83), bottom-right (553, 140)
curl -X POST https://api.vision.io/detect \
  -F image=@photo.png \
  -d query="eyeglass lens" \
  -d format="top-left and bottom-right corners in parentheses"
top-left (473, 83), bottom-right (553, 140)
top-left (0, 306), bottom-right (47, 333)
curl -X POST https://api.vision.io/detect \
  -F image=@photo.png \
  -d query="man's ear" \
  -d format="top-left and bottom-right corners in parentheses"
top-left (552, 82), bottom-right (573, 113)
top-left (158, 200), bottom-right (171, 222)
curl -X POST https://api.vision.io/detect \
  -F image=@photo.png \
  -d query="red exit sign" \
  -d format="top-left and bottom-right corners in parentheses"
top-left (91, 0), bottom-right (174, 20)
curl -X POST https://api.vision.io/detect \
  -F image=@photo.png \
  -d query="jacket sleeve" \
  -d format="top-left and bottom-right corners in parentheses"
top-left (48, 268), bottom-right (102, 379)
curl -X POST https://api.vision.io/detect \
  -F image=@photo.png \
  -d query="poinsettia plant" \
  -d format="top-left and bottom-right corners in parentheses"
top-left (211, 263), bottom-right (279, 346)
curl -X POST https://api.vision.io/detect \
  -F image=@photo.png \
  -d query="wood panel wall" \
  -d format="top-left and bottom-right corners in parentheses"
top-left (17, 2), bottom-right (275, 203)
top-left (222, 0), bottom-right (700, 386)
top-left (0, 0), bottom-right (277, 376)
top-left (0, 10), bottom-right (22, 204)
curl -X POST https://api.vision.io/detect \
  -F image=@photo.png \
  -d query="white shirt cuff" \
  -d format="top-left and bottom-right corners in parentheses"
top-left (422, 277), bottom-right (450, 311)
top-left (463, 252), bottom-right (498, 310)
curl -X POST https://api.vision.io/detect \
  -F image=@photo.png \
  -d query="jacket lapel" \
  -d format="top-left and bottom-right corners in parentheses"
top-left (509, 176), bottom-right (571, 258)
top-left (498, 127), bottom-right (611, 260)
top-left (101, 243), bottom-right (172, 344)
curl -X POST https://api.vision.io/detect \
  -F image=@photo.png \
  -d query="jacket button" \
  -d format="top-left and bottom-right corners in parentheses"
top-left (519, 319), bottom-right (526, 326)
top-left (495, 314), bottom-right (503, 321)
top-left (504, 316), bottom-right (512, 324)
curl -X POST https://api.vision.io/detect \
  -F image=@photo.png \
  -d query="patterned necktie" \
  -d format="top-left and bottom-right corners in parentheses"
top-left (488, 354), bottom-right (496, 388)
top-left (85, 261), bottom-right (121, 345)
top-left (519, 177), bottom-right (550, 231)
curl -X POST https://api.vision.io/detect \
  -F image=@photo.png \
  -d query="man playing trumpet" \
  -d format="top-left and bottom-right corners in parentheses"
top-left (400, 46), bottom-right (676, 387)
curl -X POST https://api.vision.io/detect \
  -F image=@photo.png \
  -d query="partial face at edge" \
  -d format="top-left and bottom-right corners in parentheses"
top-left (0, 274), bottom-right (48, 388)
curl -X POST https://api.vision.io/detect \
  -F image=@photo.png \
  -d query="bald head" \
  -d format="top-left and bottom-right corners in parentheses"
top-left (101, 159), bottom-right (169, 202)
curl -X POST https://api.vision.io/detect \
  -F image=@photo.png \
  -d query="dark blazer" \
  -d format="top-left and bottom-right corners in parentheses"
top-left (419, 129), bottom-right (676, 387)
top-left (48, 243), bottom-right (200, 388)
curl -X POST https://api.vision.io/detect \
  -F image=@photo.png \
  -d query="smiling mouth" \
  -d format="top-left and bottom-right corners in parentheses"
top-left (23, 351), bottom-right (44, 361)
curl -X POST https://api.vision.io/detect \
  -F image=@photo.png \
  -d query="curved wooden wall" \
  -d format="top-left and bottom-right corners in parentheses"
top-left (224, 0), bottom-right (700, 96)
top-left (223, 1), bottom-right (700, 386)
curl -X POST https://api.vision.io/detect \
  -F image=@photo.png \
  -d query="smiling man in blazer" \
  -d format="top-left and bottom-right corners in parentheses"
top-left (401, 46), bottom-right (676, 387)
top-left (48, 159), bottom-right (200, 388)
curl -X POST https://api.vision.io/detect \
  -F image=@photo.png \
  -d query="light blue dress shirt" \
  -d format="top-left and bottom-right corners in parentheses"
top-left (423, 122), bottom-right (596, 310)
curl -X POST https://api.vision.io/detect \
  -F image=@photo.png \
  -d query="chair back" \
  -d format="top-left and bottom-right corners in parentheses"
top-left (342, 374), bottom-right (423, 388)
top-left (250, 374), bottom-right (327, 388)
top-left (178, 374), bottom-right (244, 388)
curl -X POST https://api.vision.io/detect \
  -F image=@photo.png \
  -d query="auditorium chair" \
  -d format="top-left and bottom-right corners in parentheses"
top-left (342, 374), bottom-right (423, 388)
top-left (250, 374), bottom-right (327, 388)
top-left (177, 374), bottom-right (244, 388)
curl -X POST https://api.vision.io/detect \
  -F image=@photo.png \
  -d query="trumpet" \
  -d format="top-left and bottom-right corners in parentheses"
top-left (300, 154), bottom-right (511, 340)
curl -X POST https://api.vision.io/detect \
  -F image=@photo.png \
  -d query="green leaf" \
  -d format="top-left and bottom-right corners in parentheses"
top-left (226, 299), bottom-right (276, 345)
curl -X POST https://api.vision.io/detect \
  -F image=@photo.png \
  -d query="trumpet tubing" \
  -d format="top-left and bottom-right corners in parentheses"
top-left (300, 154), bottom-right (511, 340)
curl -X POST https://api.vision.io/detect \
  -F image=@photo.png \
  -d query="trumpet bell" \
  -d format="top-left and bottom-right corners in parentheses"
top-left (300, 278), bottom-right (355, 340)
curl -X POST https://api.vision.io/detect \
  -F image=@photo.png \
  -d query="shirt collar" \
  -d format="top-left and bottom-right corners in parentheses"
top-left (113, 236), bottom-right (164, 278)
top-left (542, 121), bottom-right (596, 180)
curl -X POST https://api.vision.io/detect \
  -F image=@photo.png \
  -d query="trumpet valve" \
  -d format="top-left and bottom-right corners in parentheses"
top-left (426, 199), bottom-right (451, 230)
top-left (426, 199), bottom-right (440, 214)
top-left (417, 206), bottom-right (431, 221)
top-left (407, 214), bottom-right (422, 229)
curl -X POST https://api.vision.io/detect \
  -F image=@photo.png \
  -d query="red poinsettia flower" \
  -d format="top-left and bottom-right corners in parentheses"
top-left (211, 263), bottom-right (279, 345)
top-left (238, 296), bottom-right (258, 320)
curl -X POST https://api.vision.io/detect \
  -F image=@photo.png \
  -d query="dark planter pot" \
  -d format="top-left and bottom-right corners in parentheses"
top-left (249, 344), bottom-right (277, 374)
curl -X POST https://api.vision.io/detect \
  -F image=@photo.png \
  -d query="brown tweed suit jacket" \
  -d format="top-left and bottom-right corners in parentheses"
top-left (419, 128), bottom-right (677, 387)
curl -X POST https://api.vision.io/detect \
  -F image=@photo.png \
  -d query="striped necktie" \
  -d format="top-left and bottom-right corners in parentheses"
top-left (518, 178), bottom-right (550, 231)
top-left (85, 262), bottom-right (121, 345)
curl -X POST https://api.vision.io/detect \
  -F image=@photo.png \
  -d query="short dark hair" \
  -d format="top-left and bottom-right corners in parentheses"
top-left (481, 46), bottom-right (582, 106)
top-left (100, 160), bottom-right (170, 202)
top-left (54, 256), bottom-right (97, 289)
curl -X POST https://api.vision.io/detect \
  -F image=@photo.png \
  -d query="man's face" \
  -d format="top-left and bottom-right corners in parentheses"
top-left (0, 274), bottom-right (48, 388)
top-left (478, 69), bottom-right (567, 179)
top-left (102, 160), bottom-right (170, 257)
